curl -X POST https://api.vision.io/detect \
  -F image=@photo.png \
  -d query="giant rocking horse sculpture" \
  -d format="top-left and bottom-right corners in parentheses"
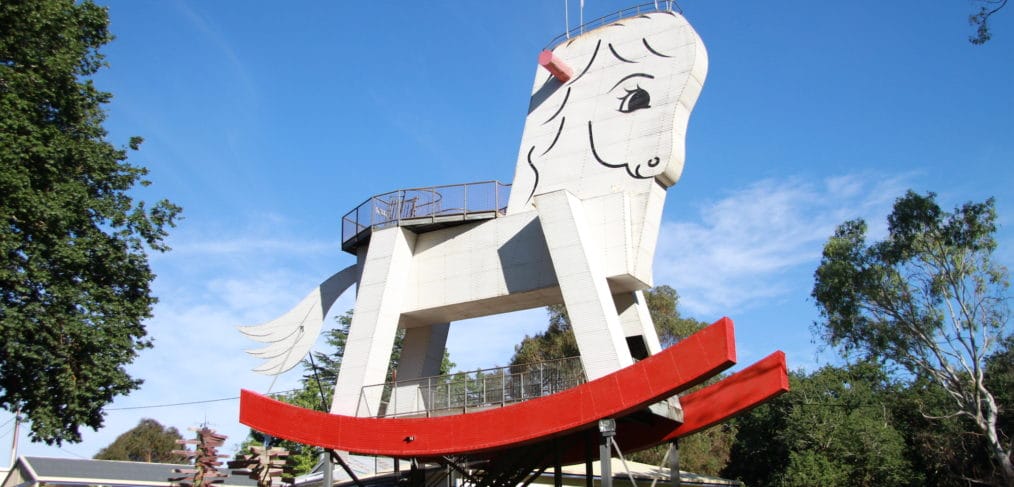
top-left (238, 5), bottom-right (788, 470)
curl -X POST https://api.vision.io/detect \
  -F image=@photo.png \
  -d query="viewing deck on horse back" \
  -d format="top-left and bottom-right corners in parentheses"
top-left (341, 181), bottom-right (511, 254)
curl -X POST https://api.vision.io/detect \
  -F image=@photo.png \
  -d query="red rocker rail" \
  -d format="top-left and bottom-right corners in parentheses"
top-left (240, 317), bottom-right (788, 460)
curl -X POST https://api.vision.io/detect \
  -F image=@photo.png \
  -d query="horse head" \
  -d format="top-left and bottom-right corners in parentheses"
top-left (506, 12), bottom-right (708, 214)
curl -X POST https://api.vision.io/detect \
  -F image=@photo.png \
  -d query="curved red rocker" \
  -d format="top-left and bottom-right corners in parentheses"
top-left (240, 317), bottom-right (788, 460)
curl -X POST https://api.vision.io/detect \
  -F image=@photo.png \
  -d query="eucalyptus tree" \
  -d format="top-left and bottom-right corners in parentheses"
top-left (812, 191), bottom-right (1011, 484)
top-left (969, 0), bottom-right (1008, 44)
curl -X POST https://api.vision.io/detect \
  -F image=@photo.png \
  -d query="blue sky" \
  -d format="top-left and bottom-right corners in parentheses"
top-left (3, 0), bottom-right (1013, 462)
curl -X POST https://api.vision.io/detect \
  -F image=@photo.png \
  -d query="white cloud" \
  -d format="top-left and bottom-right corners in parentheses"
top-left (656, 173), bottom-right (909, 316)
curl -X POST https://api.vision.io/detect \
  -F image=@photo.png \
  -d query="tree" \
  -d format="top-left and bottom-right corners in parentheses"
top-left (509, 285), bottom-right (706, 366)
top-left (94, 418), bottom-right (184, 463)
top-left (239, 387), bottom-right (323, 476)
top-left (891, 337), bottom-right (1014, 485)
top-left (509, 287), bottom-right (733, 474)
top-left (0, 1), bottom-right (181, 444)
top-left (241, 311), bottom-right (454, 475)
top-left (893, 374), bottom-right (1001, 486)
top-left (509, 304), bottom-right (579, 367)
top-left (812, 191), bottom-right (1011, 484)
top-left (969, 0), bottom-right (1008, 45)
top-left (723, 363), bottom-right (919, 487)
top-left (304, 310), bottom-right (454, 388)
top-left (644, 285), bottom-right (711, 347)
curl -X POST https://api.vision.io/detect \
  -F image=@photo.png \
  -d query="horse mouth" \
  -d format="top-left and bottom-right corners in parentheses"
top-left (587, 121), bottom-right (659, 179)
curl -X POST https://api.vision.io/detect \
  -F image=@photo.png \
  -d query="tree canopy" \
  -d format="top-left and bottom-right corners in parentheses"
top-left (509, 286), bottom-right (735, 476)
top-left (724, 363), bottom-right (918, 487)
top-left (0, 0), bottom-right (181, 444)
top-left (509, 285), bottom-right (706, 367)
top-left (93, 418), bottom-right (183, 463)
top-left (812, 191), bottom-right (1011, 484)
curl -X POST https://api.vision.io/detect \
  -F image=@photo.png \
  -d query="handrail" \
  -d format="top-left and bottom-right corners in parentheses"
top-left (358, 356), bottom-right (586, 418)
top-left (543, 1), bottom-right (683, 51)
top-left (340, 180), bottom-right (511, 252)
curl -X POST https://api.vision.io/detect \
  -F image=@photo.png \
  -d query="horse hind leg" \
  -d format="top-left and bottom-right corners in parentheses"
top-left (614, 290), bottom-right (663, 360)
top-left (391, 322), bottom-right (450, 416)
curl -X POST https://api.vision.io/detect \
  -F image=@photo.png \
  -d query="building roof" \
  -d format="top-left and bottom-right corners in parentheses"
top-left (2, 456), bottom-right (258, 487)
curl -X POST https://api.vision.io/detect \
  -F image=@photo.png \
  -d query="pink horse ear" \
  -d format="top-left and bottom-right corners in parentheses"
top-left (539, 50), bottom-right (573, 82)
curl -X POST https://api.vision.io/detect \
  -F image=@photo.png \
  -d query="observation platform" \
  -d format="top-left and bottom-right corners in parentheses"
top-left (341, 181), bottom-right (511, 254)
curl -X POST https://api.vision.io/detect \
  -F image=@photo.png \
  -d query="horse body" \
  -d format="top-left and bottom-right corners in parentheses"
top-left (241, 11), bottom-right (708, 419)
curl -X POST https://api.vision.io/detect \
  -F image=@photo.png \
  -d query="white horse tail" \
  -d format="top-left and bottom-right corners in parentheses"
top-left (239, 263), bottom-right (360, 375)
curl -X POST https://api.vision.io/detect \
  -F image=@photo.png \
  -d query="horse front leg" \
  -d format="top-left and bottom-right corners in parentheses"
top-left (331, 226), bottom-right (418, 417)
top-left (535, 189), bottom-right (634, 380)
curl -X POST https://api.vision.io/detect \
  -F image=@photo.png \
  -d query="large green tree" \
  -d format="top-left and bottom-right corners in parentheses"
top-left (812, 191), bottom-right (1011, 484)
top-left (0, 0), bottom-right (181, 444)
top-left (724, 363), bottom-right (919, 487)
top-left (94, 418), bottom-right (183, 463)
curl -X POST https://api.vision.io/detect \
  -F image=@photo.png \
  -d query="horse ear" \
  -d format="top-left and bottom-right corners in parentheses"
top-left (539, 50), bottom-right (573, 82)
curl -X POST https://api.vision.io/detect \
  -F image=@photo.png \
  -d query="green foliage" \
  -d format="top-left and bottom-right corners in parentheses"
top-left (0, 0), bottom-right (181, 444)
top-left (778, 450), bottom-right (849, 487)
top-left (301, 310), bottom-right (354, 392)
top-left (94, 418), bottom-right (183, 463)
top-left (509, 304), bottom-right (579, 367)
top-left (812, 190), bottom-right (1011, 484)
top-left (892, 376), bottom-right (996, 486)
top-left (885, 338), bottom-right (1014, 486)
top-left (303, 310), bottom-right (453, 389)
top-left (239, 387), bottom-right (324, 476)
top-left (510, 286), bottom-right (728, 473)
top-left (628, 424), bottom-right (737, 478)
top-left (969, 0), bottom-right (1009, 45)
top-left (242, 310), bottom-right (454, 474)
top-left (509, 286), bottom-right (707, 366)
top-left (644, 285), bottom-right (710, 347)
top-left (725, 363), bottom-right (919, 487)
top-left (722, 394), bottom-right (790, 486)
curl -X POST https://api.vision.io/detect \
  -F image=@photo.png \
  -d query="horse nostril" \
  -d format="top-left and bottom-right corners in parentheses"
top-left (647, 157), bottom-right (660, 167)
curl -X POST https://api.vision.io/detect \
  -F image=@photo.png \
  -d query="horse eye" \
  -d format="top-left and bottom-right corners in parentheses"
top-left (618, 87), bottom-right (651, 113)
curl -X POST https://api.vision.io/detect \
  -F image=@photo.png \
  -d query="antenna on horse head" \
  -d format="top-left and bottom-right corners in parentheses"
top-left (580, 0), bottom-right (585, 33)
top-left (564, 0), bottom-right (570, 39)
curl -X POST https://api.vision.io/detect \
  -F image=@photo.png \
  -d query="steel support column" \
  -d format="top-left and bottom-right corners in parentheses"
top-left (669, 439), bottom-right (681, 487)
top-left (599, 420), bottom-right (616, 487)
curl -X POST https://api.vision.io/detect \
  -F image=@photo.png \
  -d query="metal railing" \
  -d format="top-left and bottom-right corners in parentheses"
top-left (341, 180), bottom-right (511, 250)
top-left (359, 356), bottom-right (586, 418)
top-left (543, 1), bottom-right (683, 50)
